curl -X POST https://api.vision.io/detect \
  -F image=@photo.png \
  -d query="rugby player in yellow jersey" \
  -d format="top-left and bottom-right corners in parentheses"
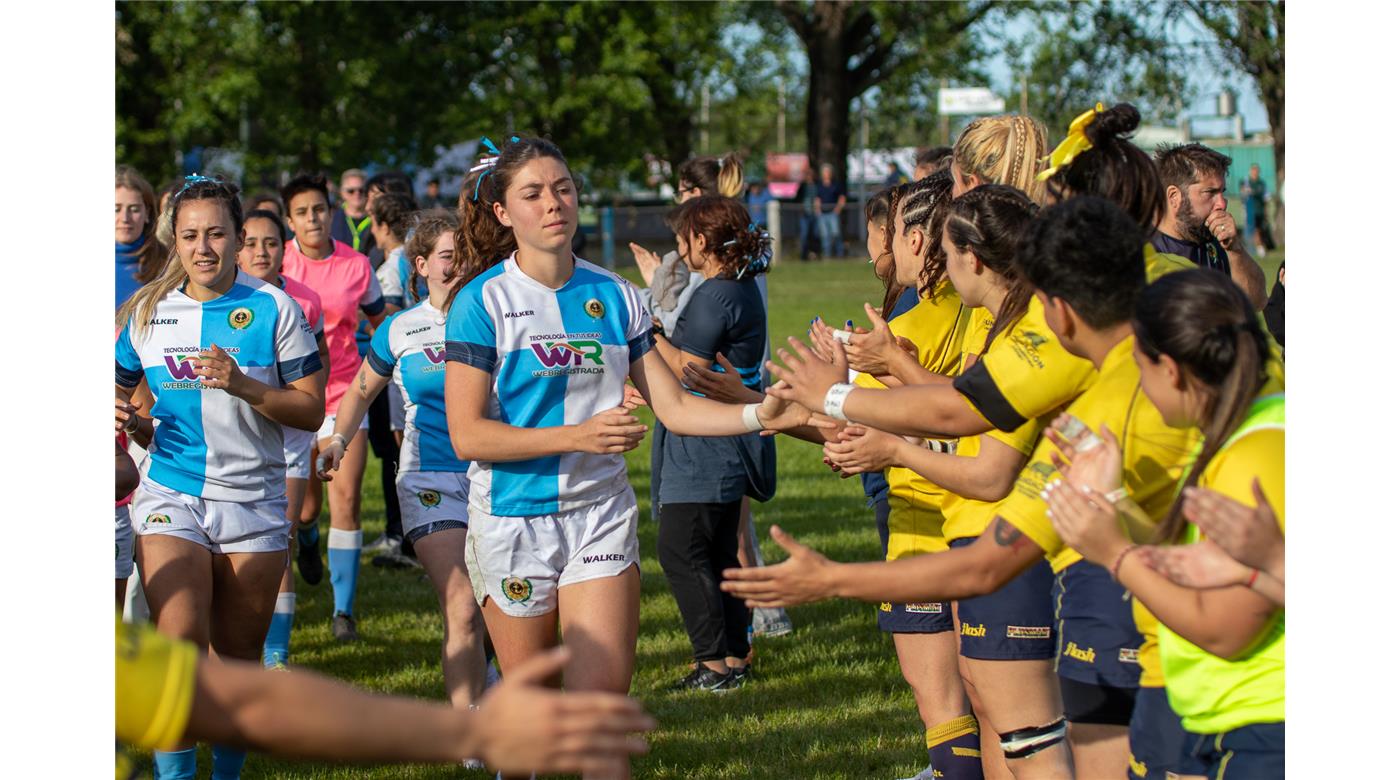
top-left (116, 617), bottom-right (655, 779)
top-left (726, 197), bottom-right (1203, 777)
top-left (827, 187), bottom-right (1067, 780)
top-left (1044, 270), bottom-right (1284, 779)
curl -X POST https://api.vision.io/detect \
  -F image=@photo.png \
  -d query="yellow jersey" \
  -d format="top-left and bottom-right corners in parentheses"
top-left (116, 618), bottom-right (197, 754)
top-left (853, 280), bottom-right (970, 560)
top-left (1160, 394), bottom-right (1284, 732)
top-left (941, 307), bottom-right (1058, 541)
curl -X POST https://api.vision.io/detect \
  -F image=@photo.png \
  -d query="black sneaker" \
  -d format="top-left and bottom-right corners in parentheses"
top-left (372, 549), bottom-right (422, 570)
top-left (726, 665), bottom-right (752, 689)
top-left (295, 531), bottom-right (323, 586)
top-left (673, 666), bottom-right (731, 692)
top-left (332, 612), bottom-right (358, 642)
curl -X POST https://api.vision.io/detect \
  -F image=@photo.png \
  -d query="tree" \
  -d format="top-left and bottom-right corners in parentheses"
top-left (1181, 1), bottom-right (1284, 177)
top-left (753, 0), bottom-right (995, 185)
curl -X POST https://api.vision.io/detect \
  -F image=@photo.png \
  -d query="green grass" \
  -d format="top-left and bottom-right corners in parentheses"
top-left (132, 247), bottom-right (1284, 778)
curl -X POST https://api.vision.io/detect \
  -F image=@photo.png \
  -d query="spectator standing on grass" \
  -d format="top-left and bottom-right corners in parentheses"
top-left (331, 168), bottom-right (376, 256)
top-left (746, 181), bottom-right (774, 228)
top-left (1239, 163), bottom-right (1274, 256)
top-left (797, 167), bottom-right (820, 261)
top-left (815, 163), bottom-right (848, 258)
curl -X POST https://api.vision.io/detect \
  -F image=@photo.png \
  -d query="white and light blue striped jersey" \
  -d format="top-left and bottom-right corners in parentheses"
top-left (115, 271), bottom-right (322, 502)
top-left (445, 254), bottom-right (654, 516)
top-left (376, 246), bottom-right (426, 309)
top-left (367, 300), bottom-right (466, 473)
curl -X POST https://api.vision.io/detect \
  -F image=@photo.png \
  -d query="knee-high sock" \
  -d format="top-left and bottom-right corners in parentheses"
top-left (327, 528), bottom-right (362, 616)
top-left (211, 745), bottom-right (246, 780)
top-left (153, 748), bottom-right (196, 780)
top-left (927, 714), bottom-right (984, 779)
top-left (262, 591), bottom-right (296, 666)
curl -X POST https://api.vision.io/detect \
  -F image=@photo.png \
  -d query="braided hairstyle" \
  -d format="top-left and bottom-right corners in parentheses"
top-left (953, 115), bottom-right (1049, 205)
top-left (943, 184), bottom-right (1039, 352)
top-left (1044, 103), bottom-right (1165, 236)
top-left (1134, 269), bottom-right (1271, 543)
top-left (897, 167), bottom-right (956, 298)
top-left (667, 195), bottom-right (772, 280)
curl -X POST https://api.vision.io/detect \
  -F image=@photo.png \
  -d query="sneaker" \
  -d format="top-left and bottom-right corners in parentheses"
top-left (363, 533), bottom-right (401, 555)
top-left (295, 532), bottom-right (324, 586)
top-left (896, 766), bottom-right (934, 780)
top-left (673, 666), bottom-right (732, 692)
top-left (725, 665), bottom-right (752, 689)
top-left (371, 548), bottom-right (422, 570)
top-left (752, 607), bottom-right (793, 637)
top-left (332, 612), bottom-right (358, 642)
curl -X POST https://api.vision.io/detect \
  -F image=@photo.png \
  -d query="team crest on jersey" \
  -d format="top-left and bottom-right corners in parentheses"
top-left (1009, 330), bottom-right (1048, 369)
top-left (417, 490), bottom-right (442, 508)
top-left (228, 307), bottom-right (254, 329)
top-left (145, 513), bottom-right (172, 525)
top-left (584, 298), bottom-right (605, 319)
top-left (501, 576), bottom-right (532, 603)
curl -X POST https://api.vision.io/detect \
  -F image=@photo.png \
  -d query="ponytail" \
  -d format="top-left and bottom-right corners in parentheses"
top-left (952, 115), bottom-right (1049, 205)
top-left (1134, 270), bottom-right (1271, 543)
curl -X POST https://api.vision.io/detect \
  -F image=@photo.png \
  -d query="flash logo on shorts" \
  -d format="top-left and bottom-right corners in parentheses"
top-left (1006, 625), bottom-right (1051, 639)
top-left (501, 576), bottom-right (532, 604)
top-left (417, 490), bottom-right (442, 508)
top-left (1063, 642), bottom-right (1096, 663)
top-left (961, 623), bottom-right (987, 638)
top-left (145, 513), bottom-right (172, 525)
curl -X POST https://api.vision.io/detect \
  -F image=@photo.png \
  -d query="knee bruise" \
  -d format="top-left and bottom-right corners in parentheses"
top-left (999, 718), bottom-right (1067, 760)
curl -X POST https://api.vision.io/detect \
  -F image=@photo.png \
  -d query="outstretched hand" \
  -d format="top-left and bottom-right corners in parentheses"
top-left (766, 336), bottom-right (849, 413)
top-left (471, 647), bottom-right (656, 776)
top-left (720, 525), bottom-right (836, 608)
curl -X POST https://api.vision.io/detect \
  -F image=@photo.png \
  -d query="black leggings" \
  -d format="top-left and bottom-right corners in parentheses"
top-left (657, 500), bottom-right (751, 663)
top-left (366, 389), bottom-right (405, 549)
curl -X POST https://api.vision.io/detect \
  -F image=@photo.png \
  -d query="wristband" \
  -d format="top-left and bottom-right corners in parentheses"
top-left (329, 433), bottom-right (348, 450)
top-left (1110, 544), bottom-right (1140, 584)
top-left (741, 403), bottom-right (764, 432)
top-left (1246, 568), bottom-right (1261, 589)
top-left (823, 383), bottom-right (855, 421)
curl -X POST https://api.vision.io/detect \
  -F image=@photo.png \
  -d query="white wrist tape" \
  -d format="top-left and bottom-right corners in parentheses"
top-left (1103, 487), bottom-right (1129, 503)
top-left (823, 383), bottom-right (855, 421)
top-left (330, 433), bottom-right (348, 450)
top-left (742, 403), bottom-right (764, 432)
top-left (830, 329), bottom-right (853, 345)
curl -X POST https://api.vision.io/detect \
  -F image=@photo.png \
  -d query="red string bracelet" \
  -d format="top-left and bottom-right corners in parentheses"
top-left (1110, 544), bottom-right (1141, 583)
top-left (1246, 568), bottom-right (1261, 589)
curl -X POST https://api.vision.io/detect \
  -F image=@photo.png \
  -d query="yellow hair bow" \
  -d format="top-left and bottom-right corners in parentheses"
top-left (1036, 102), bottom-right (1104, 182)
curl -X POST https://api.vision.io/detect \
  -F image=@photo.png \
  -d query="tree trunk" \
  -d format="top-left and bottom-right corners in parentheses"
top-left (804, 2), bottom-right (852, 187)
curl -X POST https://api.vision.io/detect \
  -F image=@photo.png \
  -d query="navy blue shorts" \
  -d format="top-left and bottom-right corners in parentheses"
top-left (1128, 686), bottom-right (1192, 779)
top-left (873, 497), bottom-right (953, 634)
top-left (1054, 560), bottom-right (1144, 689)
top-left (1180, 722), bottom-right (1285, 779)
top-left (948, 536), bottom-right (1056, 660)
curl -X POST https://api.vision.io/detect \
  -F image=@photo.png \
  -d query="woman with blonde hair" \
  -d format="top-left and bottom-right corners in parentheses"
top-left (950, 115), bottom-right (1049, 205)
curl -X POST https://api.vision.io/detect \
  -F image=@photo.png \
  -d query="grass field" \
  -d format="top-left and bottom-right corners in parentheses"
top-left (134, 244), bottom-right (1284, 779)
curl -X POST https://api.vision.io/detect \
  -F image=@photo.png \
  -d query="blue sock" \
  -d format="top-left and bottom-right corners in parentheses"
top-left (211, 745), bottom-right (247, 780)
top-left (327, 528), bottom-right (362, 616)
top-left (296, 522), bottom-right (319, 549)
top-left (153, 748), bottom-right (196, 780)
top-left (927, 715), bottom-right (984, 779)
top-left (262, 591), bottom-right (296, 666)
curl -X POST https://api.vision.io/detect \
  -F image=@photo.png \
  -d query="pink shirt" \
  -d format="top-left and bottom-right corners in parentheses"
top-left (282, 239), bottom-right (383, 412)
top-left (279, 274), bottom-right (326, 339)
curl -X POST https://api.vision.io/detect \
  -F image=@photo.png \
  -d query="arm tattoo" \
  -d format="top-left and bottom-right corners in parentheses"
top-left (358, 369), bottom-right (367, 394)
top-left (992, 517), bottom-right (1027, 548)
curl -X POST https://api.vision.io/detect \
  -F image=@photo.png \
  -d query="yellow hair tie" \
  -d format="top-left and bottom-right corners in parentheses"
top-left (1036, 102), bottom-right (1104, 182)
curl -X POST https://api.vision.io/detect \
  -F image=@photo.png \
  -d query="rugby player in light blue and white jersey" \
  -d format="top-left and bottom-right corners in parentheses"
top-left (114, 176), bottom-right (323, 780)
top-left (441, 137), bottom-right (814, 778)
top-left (317, 210), bottom-right (489, 715)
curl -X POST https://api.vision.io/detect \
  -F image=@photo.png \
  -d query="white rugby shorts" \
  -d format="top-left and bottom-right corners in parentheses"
top-left (396, 470), bottom-right (469, 543)
top-left (283, 426), bottom-right (315, 480)
top-left (465, 486), bottom-right (640, 618)
top-left (131, 479), bottom-right (289, 554)
top-left (316, 412), bottom-right (369, 443)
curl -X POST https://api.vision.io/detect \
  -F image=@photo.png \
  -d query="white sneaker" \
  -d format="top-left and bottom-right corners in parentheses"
top-left (896, 766), bottom-right (934, 780)
top-left (363, 533), bottom-right (400, 554)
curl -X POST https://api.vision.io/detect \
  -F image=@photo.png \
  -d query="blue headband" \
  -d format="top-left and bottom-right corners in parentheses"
top-left (178, 173), bottom-right (218, 195)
